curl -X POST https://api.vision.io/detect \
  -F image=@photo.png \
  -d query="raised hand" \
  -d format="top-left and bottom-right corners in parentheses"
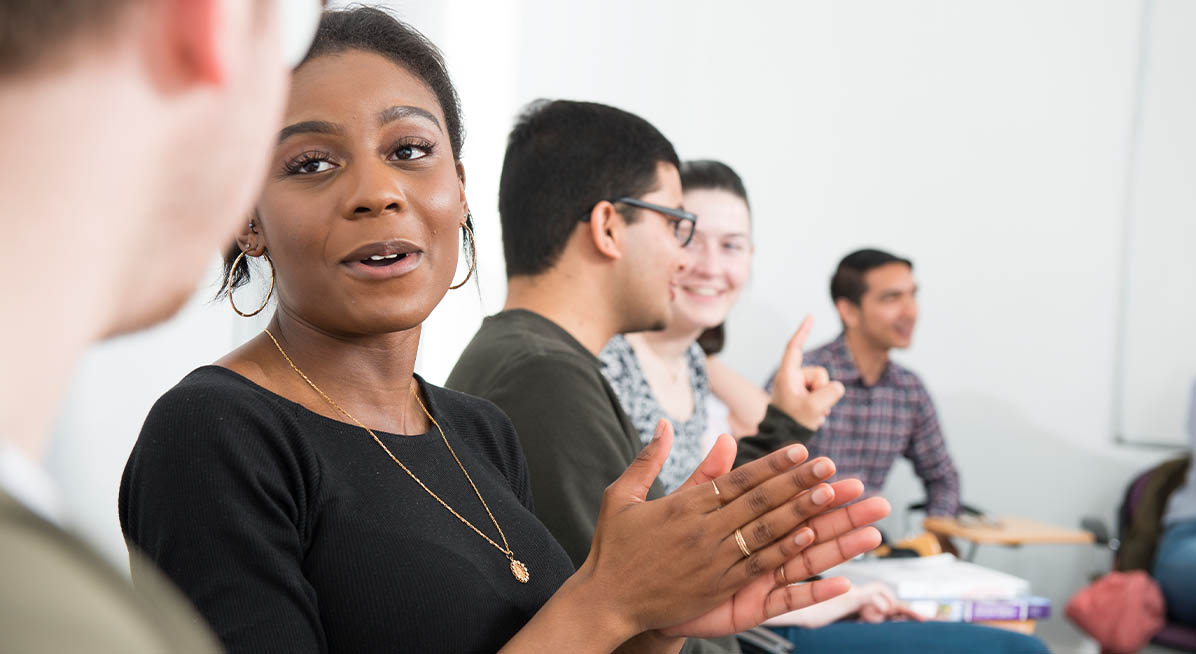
top-left (771, 315), bottom-right (845, 430)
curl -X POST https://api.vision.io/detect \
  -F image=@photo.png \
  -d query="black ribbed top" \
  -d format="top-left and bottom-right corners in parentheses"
top-left (120, 366), bottom-right (575, 653)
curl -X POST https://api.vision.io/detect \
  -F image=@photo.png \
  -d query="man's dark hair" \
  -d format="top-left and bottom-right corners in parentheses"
top-left (498, 99), bottom-right (680, 278)
top-left (679, 160), bottom-right (749, 210)
top-left (220, 6), bottom-right (473, 297)
top-left (830, 248), bottom-right (914, 305)
top-left (0, 1), bottom-right (135, 74)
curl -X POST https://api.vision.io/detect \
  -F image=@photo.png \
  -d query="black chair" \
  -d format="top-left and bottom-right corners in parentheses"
top-left (1081, 461), bottom-right (1196, 652)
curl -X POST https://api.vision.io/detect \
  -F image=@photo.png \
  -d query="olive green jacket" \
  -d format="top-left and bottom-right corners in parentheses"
top-left (0, 489), bottom-right (221, 653)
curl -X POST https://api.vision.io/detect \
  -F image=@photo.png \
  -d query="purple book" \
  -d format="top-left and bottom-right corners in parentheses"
top-left (907, 596), bottom-right (1051, 622)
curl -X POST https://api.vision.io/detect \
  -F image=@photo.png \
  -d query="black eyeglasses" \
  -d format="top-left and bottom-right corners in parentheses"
top-left (584, 196), bottom-right (697, 247)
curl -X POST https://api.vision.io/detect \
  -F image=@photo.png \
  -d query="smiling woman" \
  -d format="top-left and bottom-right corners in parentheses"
top-left (118, 7), bottom-right (888, 654)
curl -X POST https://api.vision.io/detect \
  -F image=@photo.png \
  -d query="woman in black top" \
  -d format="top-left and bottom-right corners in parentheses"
top-left (120, 8), bottom-right (888, 653)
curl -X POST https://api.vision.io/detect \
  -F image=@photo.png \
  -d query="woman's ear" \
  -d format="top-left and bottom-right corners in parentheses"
top-left (456, 161), bottom-right (468, 219)
top-left (234, 216), bottom-right (267, 256)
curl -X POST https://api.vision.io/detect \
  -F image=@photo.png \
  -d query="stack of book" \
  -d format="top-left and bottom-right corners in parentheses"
top-left (827, 553), bottom-right (1051, 634)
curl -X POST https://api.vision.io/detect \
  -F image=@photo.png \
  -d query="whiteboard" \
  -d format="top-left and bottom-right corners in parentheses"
top-left (1116, 0), bottom-right (1196, 447)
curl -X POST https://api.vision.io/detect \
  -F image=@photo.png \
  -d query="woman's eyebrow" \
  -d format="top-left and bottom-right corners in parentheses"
top-left (278, 120), bottom-right (344, 144)
top-left (377, 105), bottom-right (442, 131)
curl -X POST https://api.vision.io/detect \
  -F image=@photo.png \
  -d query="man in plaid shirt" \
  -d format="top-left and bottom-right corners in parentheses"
top-left (771, 249), bottom-right (960, 516)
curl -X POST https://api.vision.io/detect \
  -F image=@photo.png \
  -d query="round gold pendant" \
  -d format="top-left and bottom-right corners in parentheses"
top-left (510, 559), bottom-right (530, 583)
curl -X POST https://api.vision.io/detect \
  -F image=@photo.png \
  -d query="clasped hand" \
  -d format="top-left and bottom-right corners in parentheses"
top-left (578, 419), bottom-right (890, 642)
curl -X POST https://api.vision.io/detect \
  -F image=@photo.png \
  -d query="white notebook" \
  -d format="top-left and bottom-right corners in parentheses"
top-left (824, 553), bottom-right (1031, 600)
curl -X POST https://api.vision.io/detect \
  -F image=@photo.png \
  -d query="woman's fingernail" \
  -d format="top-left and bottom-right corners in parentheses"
top-left (794, 529), bottom-right (814, 547)
top-left (787, 446), bottom-right (805, 463)
top-left (812, 485), bottom-right (832, 505)
top-left (813, 459), bottom-right (833, 478)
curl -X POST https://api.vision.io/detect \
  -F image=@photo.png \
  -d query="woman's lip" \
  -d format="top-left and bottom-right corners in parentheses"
top-left (340, 239), bottom-right (423, 263)
top-left (341, 252), bottom-right (423, 280)
top-left (681, 287), bottom-right (727, 301)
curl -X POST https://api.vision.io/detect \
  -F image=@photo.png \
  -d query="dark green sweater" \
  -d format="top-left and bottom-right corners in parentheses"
top-left (447, 310), bottom-right (816, 654)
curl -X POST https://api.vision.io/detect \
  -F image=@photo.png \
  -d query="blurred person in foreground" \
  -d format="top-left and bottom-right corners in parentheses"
top-left (0, 0), bottom-right (320, 650)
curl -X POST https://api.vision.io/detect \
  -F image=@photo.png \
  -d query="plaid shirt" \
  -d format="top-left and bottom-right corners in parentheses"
top-left (774, 333), bottom-right (961, 516)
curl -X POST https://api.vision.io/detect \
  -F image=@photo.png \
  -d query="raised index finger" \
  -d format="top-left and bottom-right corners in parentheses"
top-left (779, 315), bottom-right (814, 375)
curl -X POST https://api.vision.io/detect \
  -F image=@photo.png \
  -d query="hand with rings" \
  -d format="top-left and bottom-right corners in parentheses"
top-left (572, 419), bottom-right (888, 642)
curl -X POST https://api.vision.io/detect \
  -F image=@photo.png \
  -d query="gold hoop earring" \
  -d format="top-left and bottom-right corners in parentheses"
top-left (226, 250), bottom-right (276, 317)
top-left (449, 220), bottom-right (477, 290)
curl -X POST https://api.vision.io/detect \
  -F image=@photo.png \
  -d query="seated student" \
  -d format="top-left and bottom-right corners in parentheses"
top-left (1153, 381), bottom-right (1196, 626)
top-left (768, 248), bottom-right (962, 517)
top-left (601, 160), bottom-right (1047, 653)
top-left (446, 103), bottom-right (880, 654)
top-left (121, 9), bottom-right (887, 654)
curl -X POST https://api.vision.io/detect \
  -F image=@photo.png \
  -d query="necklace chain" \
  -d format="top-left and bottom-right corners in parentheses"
top-left (262, 329), bottom-right (528, 582)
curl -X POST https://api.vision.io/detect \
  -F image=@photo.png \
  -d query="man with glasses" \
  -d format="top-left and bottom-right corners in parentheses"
top-left (447, 100), bottom-right (841, 654)
top-left (0, 1), bottom-right (320, 650)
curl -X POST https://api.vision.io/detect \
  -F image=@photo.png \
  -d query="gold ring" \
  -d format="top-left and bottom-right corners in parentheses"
top-left (734, 528), bottom-right (752, 558)
top-left (778, 566), bottom-right (790, 585)
top-left (711, 480), bottom-right (721, 496)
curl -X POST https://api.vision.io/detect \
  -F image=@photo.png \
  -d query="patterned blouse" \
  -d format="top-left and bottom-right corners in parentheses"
top-left (598, 335), bottom-right (711, 492)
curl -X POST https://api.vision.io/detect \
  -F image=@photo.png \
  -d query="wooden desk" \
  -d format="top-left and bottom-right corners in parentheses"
top-left (923, 516), bottom-right (1094, 560)
top-left (977, 620), bottom-right (1037, 635)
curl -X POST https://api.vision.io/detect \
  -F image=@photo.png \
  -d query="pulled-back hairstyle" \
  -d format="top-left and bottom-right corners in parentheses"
top-left (219, 6), bottom-right (473, 299)
top-left (498, 99), bottom-right (680, 278)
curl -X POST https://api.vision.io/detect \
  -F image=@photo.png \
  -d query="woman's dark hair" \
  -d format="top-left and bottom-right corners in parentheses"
top-left (679, 159), bottom-right (749, 210)
top-left (697, 324), bottom-right (725, 356)
top-left (219, 6), bottom-right (473, 298)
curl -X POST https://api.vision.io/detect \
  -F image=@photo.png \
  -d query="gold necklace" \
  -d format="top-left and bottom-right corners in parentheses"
top-left (263, 329), bottom-right (530, 583)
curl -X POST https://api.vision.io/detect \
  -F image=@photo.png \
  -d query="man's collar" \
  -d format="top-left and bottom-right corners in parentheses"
top-left (830, 331), bottom-right (895, 386)
top-left (827, 333), bottom-right (863, 383)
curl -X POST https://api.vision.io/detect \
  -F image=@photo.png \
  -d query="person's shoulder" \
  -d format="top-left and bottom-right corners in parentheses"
top-left (477, 311), bottom-right (593, 362)
top-left (422, 382), bottom-right (515, 432)
top-left (0, 494), bottom-right (220, 653)
top-left (150, 366), bottom-right (286, 418)
top-left (803, 339), bottom-right (839, 366)
top-left (451, 314), bottom-right (602, 395)
top-left (139, 366), bottom-right (301, 450)
top-left (160, 364), bottom-right (269, 401)
top-left (598, 333), bottom-right (631, 365)
top-left (885, 359), bottom-right (930, 393)
top-left (597, 334), bottom-right (636, 382)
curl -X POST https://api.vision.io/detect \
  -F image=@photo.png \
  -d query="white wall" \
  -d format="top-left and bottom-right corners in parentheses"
top-left (49, 2), bottom-right (1189, 643)
top-left (1118, 0), bottom-right (1196, 447)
